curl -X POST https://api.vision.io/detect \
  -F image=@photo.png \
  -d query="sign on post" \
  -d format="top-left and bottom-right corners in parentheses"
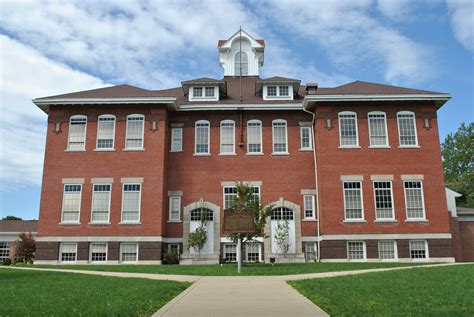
top-left (223, 205), bottom-right (256, 234)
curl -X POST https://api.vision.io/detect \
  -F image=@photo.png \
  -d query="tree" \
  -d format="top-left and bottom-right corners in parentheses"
top-left (273, 219), bottom-right (290, 254)
top-left (441, 122), bottom-right (474, 207)
top-left (15, 232), bottom-right (36, 264)
top-left (2, 215), bottom-right (22, 220)
top-left (187, 221), bottom-right (208, 258)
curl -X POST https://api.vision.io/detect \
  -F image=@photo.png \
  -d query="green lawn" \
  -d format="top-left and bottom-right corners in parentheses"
top-left (289, 264), bottom-right (474, 317)
top-left (27, 261), bottom-right (428, 276)
top-left (0, 268), bottom-right (191, 317)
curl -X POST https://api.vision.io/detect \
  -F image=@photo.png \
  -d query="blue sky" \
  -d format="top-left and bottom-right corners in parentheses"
top-left (0, 0), bottom-right (473, 220)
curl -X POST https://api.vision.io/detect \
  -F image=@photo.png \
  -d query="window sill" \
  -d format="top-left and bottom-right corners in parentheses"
top-left (167, 220), bottom-right (182, 223)
top-left (368, 146), bottom-right (391, 149)
top-left (94, 148), bottom-right (116, 152)
top-left (219, 153), bottom-right (237, 156)
top-left (302, 218), bottom-right (318, 222)
top-left (405, 219), bottom-right (428, 223)
top-left (246, 153), bottom-right (264, 156)
top-left (123, 148), bottom-right (145, 152)
top-left (170, 150), bottom-right (183, 153)
top-left (398, 145), bottom-right (420, 149)
top-left (65, 149), bottom-right (86, 152)
top-left (374, 219), bottom-right (398, 223)
top-left (118, 222), bottom-right (142, 225)
top-left (193, 153), bottom-right (211, 156)
top-left (338, 146), bottom-right (361, 149)
top-left (343, 220), bottom-right (367, 223)
top-left (271, 152), bottom-right (289, 156)
top-left (299, 148), bottom-right (313, 152)
top-left (88, 222), bottom-right (111, 225)
top-left (58, 222), bottom-right (80, 226)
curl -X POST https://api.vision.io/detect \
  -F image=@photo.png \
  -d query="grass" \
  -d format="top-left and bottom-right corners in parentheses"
top-left (25, 261), bottom-right (429, 276)
top-left (0, 268), bottom-right (191, 317)
top-left (289, 264), bottom-right (474, 317)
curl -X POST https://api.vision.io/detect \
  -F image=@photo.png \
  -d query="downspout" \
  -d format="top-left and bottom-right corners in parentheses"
top-left (302, 103), bottom-right (321, 262)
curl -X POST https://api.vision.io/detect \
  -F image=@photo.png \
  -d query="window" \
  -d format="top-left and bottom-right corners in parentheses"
top-left (339, 112), bottom-right (358, 147)
top-left (234, 52), bottom-right (248, 76)
top-left (125, 114), bottom-right (144, 149)
top-left (410, 240), bottom-right (428, 260)
top-left (397, 111), bottom-right (418, 146)
top-left (67, 115), bottom-right (87, 150)
top-left (279, 86), bottom-right (289, 96)
top-left (205, 86), bottom-right (215, 97)
top-left (168, 243), bottom-right (180, 254)
top-left (91, 184), bottom-right (111, 223)
top-left (271, 207), bottom-right (294, 220)
top-left (90, 243), bottom-right (107, 263)
top-left (272, 120), bottom-right (288, 153)
top-left (250, 186), bottom-right (260, 205)
top-left (378, 241), bottom-right (397, 260)
top-left (247, 120), bottom-right (262, 154)
top-left (220, 120), bottom-right (235, 154)
top-left (120, 243), bottom-right (138, 263)
top-left (59, 243), bottom-right (77, 263)
top-left (246, 243), bottom-right (260, 262)
top-left (190, 208), bottom-right (213, 221)
top-left (404, 181), bottom-right (426, 220)
top-left (193, 86), bottom-right (203, 97)
top-left (171, 128), bottom-right (183, 152)
top-left (373, 181), bottom-right (394, 220)
top-left (343, 181), bottom-right (364, 220)
top-left (267, 86), bottom-right (277, 96)
top-left (195, 120), bottom-right (210, 154)
top-left (169, 196), bottom-right (181, 221)
top-left (368, 112), bottom-right (388, 146)
top-left (223, 186), bottom-right (238, 210)
top-left (121, 184), bottom-right (141, 223)
top-left (61, 184), bottom-right (82, 223)
top-left (347, 241), bottom-right (365, 260)
top-left (0, 241), bottom-right (9, 261)
top-left (224, 244), bottom-right (237, 262)
top-left (305, 243), bottom-right (317, 262)
top-left (303, 195), bottom-right (316, 219)
top-left (96, 115), bottom-right (115, 149)
top-left (300, 126), bottom-right (312, 150)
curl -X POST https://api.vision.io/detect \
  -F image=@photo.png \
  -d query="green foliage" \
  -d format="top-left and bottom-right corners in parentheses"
top-left (442, 122), bottom-right (474, 207)
top-left (14, 232), bottom-right (35, 264)
top-left (1, 215), bottom-right (22, 220)
top-left (2, 258), bottom-right (12, 266)
top-left (187, 224), bottom-right (208, 257)
top-left (162, 249), bottom-right (179, 265)
top-left (273, 220), bottom-right (290, 254)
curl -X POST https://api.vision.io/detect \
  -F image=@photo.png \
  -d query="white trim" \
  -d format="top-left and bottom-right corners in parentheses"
top-left (263, 85), bottom-right (294, 101)
top-left (34, 97), bottom-right (176, 105)
top-left (96, 114), bottom-right (116, 150)
top-left (125, 114), bottom-right (145, 150)
top-left (304, 94), bottom-right (451, 104)
top-left (178, 103), bottom-right (303, 111)
top-left (397, 111), bottom-right (419, 147)
top-left (121, 183), bottom-right (142, 224)
top-left (272, 119), bottom-right (288, 154)
top-left (189, 85), bottom-right (219, 102)
top-left (300, 189), bottom-right (317, 195)
top-left (338, 111), bottom-right (359, 147)
top-left (367, 111), bottom-right (389, 147)
top-left (194, 120), bottom-right (210, 155)
top-left (169, 196), bottom-right (181, 221)
top-left (219, 119), bottom-right (236, 155)
top-left (319, 233), bottom-right (451, 240)
top-left (220, 237), bottom-right (264, 243)
top-left (342, 180), bottom-right (365, 222)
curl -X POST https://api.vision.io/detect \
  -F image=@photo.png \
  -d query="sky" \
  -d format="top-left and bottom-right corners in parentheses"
top-left (0, 0), bottom-right (473, 220)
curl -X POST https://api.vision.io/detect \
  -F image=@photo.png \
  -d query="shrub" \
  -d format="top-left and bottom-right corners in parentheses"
top-left (162, 250), bottom-right (179, 265)
top-left (2, 258), bottom-right (12, 266)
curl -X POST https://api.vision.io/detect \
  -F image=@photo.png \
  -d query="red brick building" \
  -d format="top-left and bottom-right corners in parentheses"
top-left (33, 30), bottom-right (454, 264)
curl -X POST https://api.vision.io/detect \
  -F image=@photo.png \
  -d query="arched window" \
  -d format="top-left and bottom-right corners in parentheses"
top-left (338, 111), bottom-right (358, 147)
top-left (220, 120), bottom-right (235, 154)
top-left (234, 52), bottom-right (248, 76)
top-left (96, 114), bottom-right (116, 150)
top-left (125, 114), bottom-right (144, 149)
top-left (195, 120), bottom-right (210, 154)
top-left (367, 111), bottom-right (388, 147)
top-left (67, 115), bottom-right (87, 150)
top-left (190, 208), bottom-right (214, 221)
top-left (272, 119), bottom-right (288, 154)
top-left (397, 111), bottom-right (418, 146)
top-left (271, 207), bottom-right (294, 220)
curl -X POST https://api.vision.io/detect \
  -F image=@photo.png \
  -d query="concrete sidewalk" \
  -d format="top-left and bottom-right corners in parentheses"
top-left (153, 276), bottom-right (328, 317)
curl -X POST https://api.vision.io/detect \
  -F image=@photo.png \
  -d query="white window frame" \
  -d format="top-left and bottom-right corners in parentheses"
top-left (194, 120), bottom-right (210, 155)
top-left (121, 183), bottom-right (142, 223)
top-left (247, 120), bottom-right (263, 154)
top-left (168, 243), bottom-right (180, 254)
top-left (125, 114), bottom-right (145, 150)
top-left (303, 195), bottom-right (316, 220)
top-left (409, 240), bottom-right (429, 260)
top-left (223, 186), bottom-right (238, 210)
top-left (397, 111), bottom-right (419, 147)
top-left (347, 241), bottom-right (366, 261)
top-left (234, 51), bottom-right (249, 76)
top-left (67, 115), bottom-right (87, 151)
top-left (61, 184), bottom-right (82, 224)
top-left (263, 85), bottom-right (293, 100)
top-left (378, 240), bottom-right (398, 261)
top-left (220, 120), bottom-right (235, 155)
top-left (224, 243), bottom-right (237, 262)
top-left (300, 126), bottom-right (313, 150)
top-left (372, 181), bottom-right (395, 221)
top-left (342, 181), bottom-right (365, 221)
top-left (338, 111), bottom-right (359, 148)
top-left (304, 242), bottom-right (317, 262)
top-left (89, 242), bottom-right (108, 263)
top-left (404, 180), bottom-right (426, 221)
top-left (189, 86), bottom-right (219, 101)
top-left (168, 196), bottom-right (181, 222)
top-left (368, 111), bottom-right (389, 147)
top-left (170, 128), bottom-right (183, 152)
top-left (90, 183), bottom-right (112, 224)
top-left (272, 119), bottom-right (288, 154)
top-left (96, 114), bottom-right (116, 150)
top-left (120, 243), bottom-right (139, 263)
top-left (59, 242), bottom-right (78, 264)
top-left (245, 243), bottom-right (261, 262)
top-left (0, 241), bottom-right (9, 261)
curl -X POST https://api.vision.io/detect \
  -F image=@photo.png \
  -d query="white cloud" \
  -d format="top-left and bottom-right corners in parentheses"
top-left (0, 35), bottom-right (107, 191)
top-left (446, 0), bottom-right (474, 52)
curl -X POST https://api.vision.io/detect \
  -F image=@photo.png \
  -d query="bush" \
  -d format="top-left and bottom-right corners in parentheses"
top-left (2, 258), bottom-right (12, 266)
top-left (162, 250), bottom-right (179, 265)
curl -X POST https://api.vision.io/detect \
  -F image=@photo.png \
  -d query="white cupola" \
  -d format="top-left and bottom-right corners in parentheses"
top-left (218, 29), bottom-right (265, 77)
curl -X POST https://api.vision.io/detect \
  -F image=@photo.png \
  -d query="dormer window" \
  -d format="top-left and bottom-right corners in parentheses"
top-left (189, 85), bottom-right (219, 101)
top-left (263, 85), bottom-right (293, 100)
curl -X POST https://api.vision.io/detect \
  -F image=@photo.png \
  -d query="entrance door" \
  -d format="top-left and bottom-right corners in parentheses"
top-left (270, 207), bottom-right (295, 253)
top-left (189, 208), bottom-right (214, 255)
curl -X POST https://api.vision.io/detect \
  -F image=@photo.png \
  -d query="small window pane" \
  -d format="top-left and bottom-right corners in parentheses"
top-left (190, 208), bottom-right (213, 221)
top-left (205, 87), bottom-right (215, 97)
top-left (305, 243), bottom-right (317, 261)
top-left (0, 241), bottom-right (10, 260)
top-left (193, 87), bottom-right (203, 97)
top-left (279, 86), bottom-right (289, 96)
top-left (271, 207), bottom-right (294, 220)
top-left (267, 86), bottom-right (277, 96)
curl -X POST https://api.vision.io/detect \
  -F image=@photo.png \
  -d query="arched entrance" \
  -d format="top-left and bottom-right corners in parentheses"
top-left (270, 207), bottom-right (296, 254)
top-left (189, 208), bottom-right (214, 255)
